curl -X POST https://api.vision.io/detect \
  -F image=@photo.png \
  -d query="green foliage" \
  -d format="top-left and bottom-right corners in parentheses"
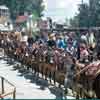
top-left (69, 0), bottom-right (100, 27)
top-left (78, 3), bottom-right (89, 27)
top-left (0, 0), bottom-right (44, 20)
top-left (69, 16), bottom-right (79, 27)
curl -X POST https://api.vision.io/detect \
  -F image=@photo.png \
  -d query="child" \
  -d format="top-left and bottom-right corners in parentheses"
top-left (80, 43), bottom-right (89, 63)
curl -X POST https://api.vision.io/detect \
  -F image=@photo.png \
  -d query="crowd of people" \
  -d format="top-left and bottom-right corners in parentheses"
top-left (22, 30), bottom-right (98, 65)
top-left (0, 30), bottom-right (100, 98)
top-left (0, 30), bottom-right (97, 64)
top-left (40, 31), bottom-right (96, 63)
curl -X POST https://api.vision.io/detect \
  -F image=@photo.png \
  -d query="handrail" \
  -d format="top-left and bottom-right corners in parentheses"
top-left (0, 76), bottom-right (16, 99)
top-left (0, 76), bottom-right (16, 88)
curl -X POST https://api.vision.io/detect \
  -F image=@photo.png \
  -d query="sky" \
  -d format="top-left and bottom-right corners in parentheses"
top-left (43, 0), bottom-right (88, 23)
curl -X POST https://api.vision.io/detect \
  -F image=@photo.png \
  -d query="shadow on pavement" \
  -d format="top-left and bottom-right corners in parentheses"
top-left (10, 63), bottom-right (64, 99)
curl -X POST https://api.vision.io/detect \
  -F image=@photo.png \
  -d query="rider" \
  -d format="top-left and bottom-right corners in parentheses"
top-left (66, 38), bottom-right (74, 55)
top-left (79, 43), bottom-right (89, 63)
top-left (47, 33), bottom-right (56, 48)
top-left (47, 33), bottom-right (56, 63)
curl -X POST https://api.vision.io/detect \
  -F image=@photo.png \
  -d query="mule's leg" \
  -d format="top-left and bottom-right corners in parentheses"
top-left (39, 63), bottom-right (44, 78)
top-left (43, 64), bottom-right (46, 80)
top-left (29, 64), bottom-right (32, 73)
top-left (41, 65), bottom-right (44, 78)
top-left (47, 69), bottom-right (50, 81)
top-left (45, 68), bottom-right (48, 80)
top-left (36, 65), bottom-right (39, 77)
top-left (27, 64), bottom-right (29, 70)
top-left (59, 75), bottom-right (64, 88)
top-left (31, 64), bottom-right (34, 73)
top-left (34, 65), bottom-right (36, 75)
top-left (87, 79), bottom-right (95, 98)
top-left (49, 71), bottom-right (52, 83)
top-left (53, 71), bottom-right (56, 85)
top-left (31, 62), bottom-right (36, 74)
top-left (58, 78), bottom-right (61, 88)
top-left (35, 63), bottom-right (38, 76)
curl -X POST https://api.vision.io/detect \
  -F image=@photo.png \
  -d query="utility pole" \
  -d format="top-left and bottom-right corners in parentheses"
top-left (82, 0), bottom-right (83, 4)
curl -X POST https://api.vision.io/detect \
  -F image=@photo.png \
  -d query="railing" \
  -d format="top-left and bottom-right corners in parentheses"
top-left (0, 76), bottom-right (16, 99)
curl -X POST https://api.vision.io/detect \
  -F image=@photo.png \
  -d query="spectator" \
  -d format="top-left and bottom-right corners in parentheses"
top-left (80, 32), bottom-right (88, 45)
top-left (56, 35), bottom-right (66, 49)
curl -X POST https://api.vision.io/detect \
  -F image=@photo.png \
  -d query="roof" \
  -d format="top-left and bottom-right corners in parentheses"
top-left (16, 16), bottom-right (28, 23)
top-left (0, 24), bottom-right (10, 31)
top-left (0, 5), bottom-right (8, 10)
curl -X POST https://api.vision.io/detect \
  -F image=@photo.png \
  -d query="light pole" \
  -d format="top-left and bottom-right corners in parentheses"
top-left (27, 14), bottom-right (33, 37)
top-left (82, 0), bottom-right (83, 4)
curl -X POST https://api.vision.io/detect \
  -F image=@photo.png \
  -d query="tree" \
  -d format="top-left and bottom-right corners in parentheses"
top-left (64, 17), bottom-right (69, 26)
top-left (69, 0), bottom-right (100, 27)
top-left (90, 0), bottom-right (100, 27)
top-left (69, 3), bottom-right (89, 27)
top-left (31, 0), bottom-right (44, 17)
top-left (0, 0), bottom-right (44, 20)
top-left (78, 3), bottom-right (89, 27)
top-left (69, 16), bottom-right (79, 27)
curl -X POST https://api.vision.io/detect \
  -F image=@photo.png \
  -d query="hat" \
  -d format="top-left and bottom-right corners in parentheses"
top-left (49, 33), bottom-right (55, 39)
top-left (59, 35), bottom-right (63, 39)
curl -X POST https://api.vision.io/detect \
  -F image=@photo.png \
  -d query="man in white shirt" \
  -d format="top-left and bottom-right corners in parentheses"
top-left (80, 32), bottom-right (88, 45)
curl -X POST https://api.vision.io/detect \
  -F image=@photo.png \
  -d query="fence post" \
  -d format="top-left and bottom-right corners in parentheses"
top-left (1, 77), bottom-right (4, 94)
top-left (13, 88), bottom-right (16, 100)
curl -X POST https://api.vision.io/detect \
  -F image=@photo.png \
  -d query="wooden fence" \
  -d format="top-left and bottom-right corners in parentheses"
top-left (0, 76), bottom-right (16, 99)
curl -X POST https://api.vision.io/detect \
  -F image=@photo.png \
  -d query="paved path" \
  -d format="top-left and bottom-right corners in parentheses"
top-left (0, 57), bottom-right (75, 99)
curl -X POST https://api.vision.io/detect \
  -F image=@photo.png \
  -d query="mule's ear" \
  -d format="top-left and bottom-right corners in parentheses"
top-left (73, 57), bottom-right (76, 64)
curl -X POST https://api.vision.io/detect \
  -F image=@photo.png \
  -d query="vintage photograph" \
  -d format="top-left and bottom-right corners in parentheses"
top-left (0, 0), bottom-right (99, 99)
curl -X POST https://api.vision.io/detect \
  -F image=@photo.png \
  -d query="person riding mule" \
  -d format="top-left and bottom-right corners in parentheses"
top-left (15, 31), bottom-right (22, 42)
top-left (74, 48), bottom-right (100, 98)
top-left (79, 43), bottom-right (89, 64)
top-left (64, 53), bottom-right (76, 95)
top-left (47, 33), bottom-right (56, 48)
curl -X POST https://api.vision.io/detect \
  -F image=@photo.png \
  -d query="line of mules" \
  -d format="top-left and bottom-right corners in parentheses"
top-left (0, 32), bottom-right (100, 98)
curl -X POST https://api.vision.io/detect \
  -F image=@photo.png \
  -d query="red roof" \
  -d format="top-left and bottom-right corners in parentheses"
top-left (16, 16), bottom-right (28, 23)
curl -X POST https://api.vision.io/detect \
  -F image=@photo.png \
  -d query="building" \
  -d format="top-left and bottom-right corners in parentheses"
top-left (0, 5), bottom-right (10, 25)
top-left (0, 5), bottom-right (13, 31)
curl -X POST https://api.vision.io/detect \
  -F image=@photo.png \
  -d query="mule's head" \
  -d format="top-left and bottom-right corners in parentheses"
top-left (63, 52), bottom-right (75, 69)
top-left (64, 52), bottom-right (76, 89)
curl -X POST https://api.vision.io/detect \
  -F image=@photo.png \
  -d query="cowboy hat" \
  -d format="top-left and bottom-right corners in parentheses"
top-left (49, 33), bottom-right (55, 39)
